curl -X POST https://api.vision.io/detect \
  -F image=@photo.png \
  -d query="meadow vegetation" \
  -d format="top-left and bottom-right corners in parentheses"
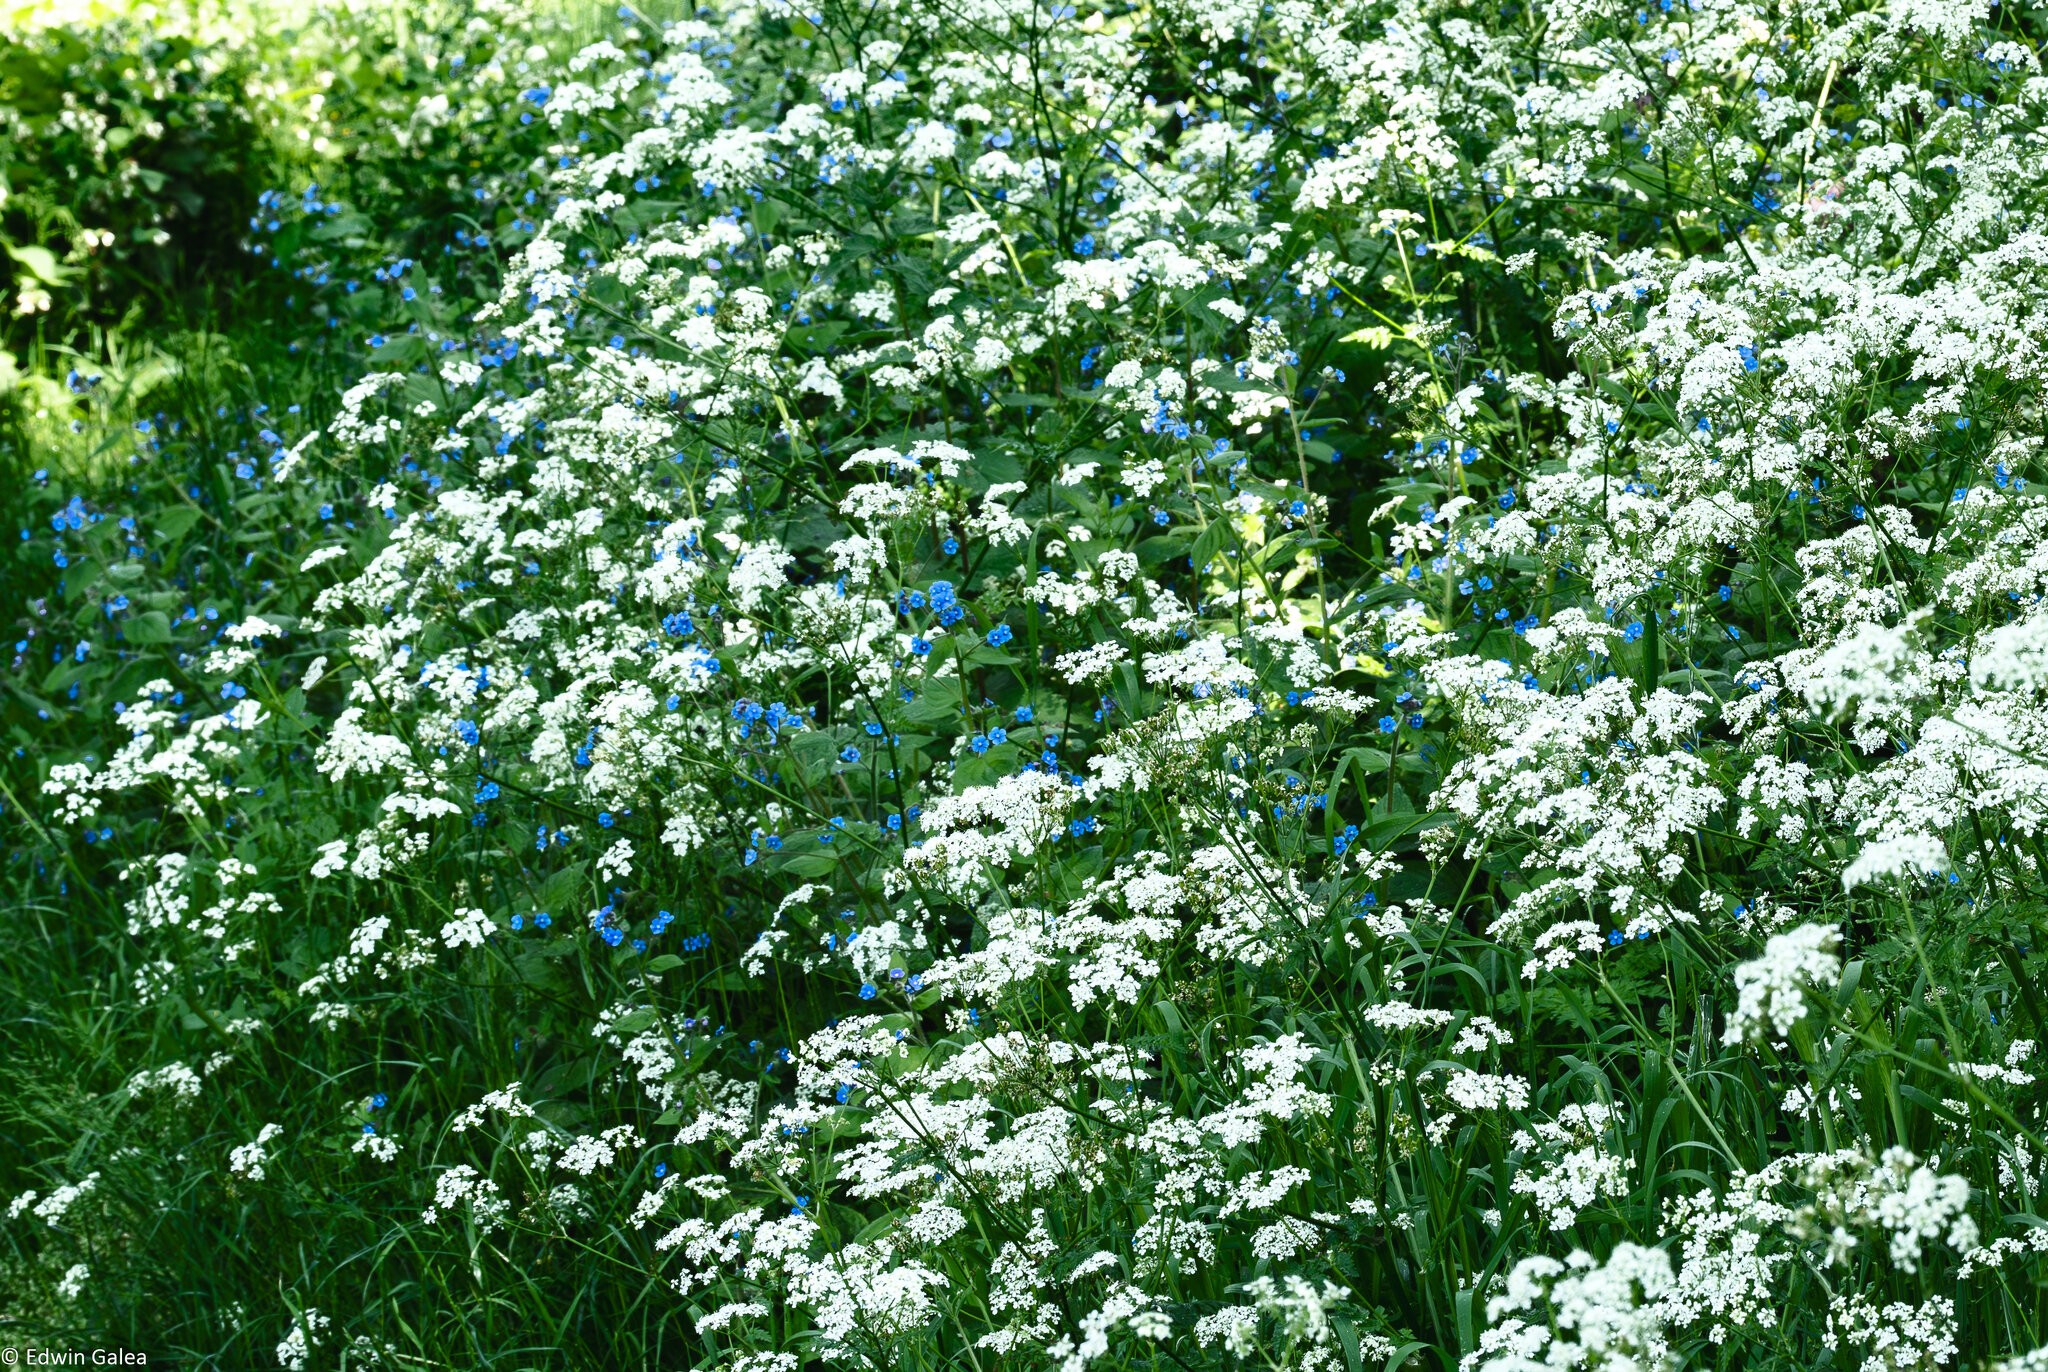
top-left (5, 0), bottom-right (2048, 1368)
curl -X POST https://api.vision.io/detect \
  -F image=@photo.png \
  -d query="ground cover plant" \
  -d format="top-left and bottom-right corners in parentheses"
top-left (7, 0), bottom-right (2048, 1367)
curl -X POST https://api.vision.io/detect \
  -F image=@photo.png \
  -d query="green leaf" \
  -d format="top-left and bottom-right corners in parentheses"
top-left (1136, 535), bottom-right (1187, 566)
top-left (1340, 324), bottom-right (1397, 349)
top-left (154, 507), bottom-right (202, 540)
top-left (610, 1008), bottom-right (658, 1036)
top-left (1190, 518), bottom-right (1231, 571)
top-left (952, 753), bottom-right (998, 791)
top-left (1834, 959), bottom-right (1864, 1008)
top-left (1898, 1083), bottom-right (1964, 1124)
top-left (122, 610), bottom-right (172, 645)
top-left (5, 240), bottom-right (71, 285)
top-left (536, 864), bottom-right (589, 914)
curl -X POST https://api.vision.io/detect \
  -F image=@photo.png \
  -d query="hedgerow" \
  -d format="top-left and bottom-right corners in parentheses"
top-left (7, 0), bottom-right (2048, 1368)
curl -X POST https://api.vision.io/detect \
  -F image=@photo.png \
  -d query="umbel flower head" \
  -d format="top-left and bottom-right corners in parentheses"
top-left (1725, 924), bottom-right (1842, 1045)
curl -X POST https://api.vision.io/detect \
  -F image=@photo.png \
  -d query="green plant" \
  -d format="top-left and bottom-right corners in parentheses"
top-left (8, 0), bottom-right (2048, 1369)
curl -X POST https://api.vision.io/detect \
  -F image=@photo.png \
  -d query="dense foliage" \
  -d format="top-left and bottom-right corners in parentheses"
top-left (8, 0), bottom-right (2048, 1367)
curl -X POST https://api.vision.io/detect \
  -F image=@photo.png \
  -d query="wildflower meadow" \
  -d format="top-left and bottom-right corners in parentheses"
top-left (5, 0), bottom-right (2048, 1366)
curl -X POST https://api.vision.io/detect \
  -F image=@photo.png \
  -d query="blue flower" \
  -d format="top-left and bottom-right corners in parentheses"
top-left (986, 623), bottom-right (1013, 647)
